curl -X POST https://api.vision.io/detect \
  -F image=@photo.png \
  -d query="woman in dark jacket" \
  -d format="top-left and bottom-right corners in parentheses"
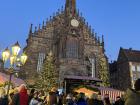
top-left (0, 87), bottom-right (9, 105)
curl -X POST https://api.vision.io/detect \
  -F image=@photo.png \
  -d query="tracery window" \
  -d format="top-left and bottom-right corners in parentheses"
top-left (66, 38), bottom-right (79, 58)
top-left (37, 53), bottom-right (46, 72)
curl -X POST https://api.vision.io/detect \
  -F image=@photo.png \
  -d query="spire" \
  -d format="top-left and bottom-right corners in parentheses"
top-left (102, 35), bottom-right (104, 44)
top-left (42, 21), bottom-right (45, 28)
top-left (65, 0), bottom-right (76, 16)
top-left (29, 24), bottom-right (33, 34)
top-left (102, 35), bottom-right (105, 52)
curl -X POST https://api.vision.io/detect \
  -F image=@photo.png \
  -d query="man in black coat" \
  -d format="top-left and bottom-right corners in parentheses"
top-left (114, 96), bottom-right (124, 105)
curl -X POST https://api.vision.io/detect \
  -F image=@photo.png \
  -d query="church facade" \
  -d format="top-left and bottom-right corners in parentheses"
top-left (21, 0), bottom-right (109, 87)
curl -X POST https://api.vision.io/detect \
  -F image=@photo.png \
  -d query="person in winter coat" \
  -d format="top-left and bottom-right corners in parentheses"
top-left (47, 91), bottom-right (57, 105)
top-left (114, 96), bottom-right (124, 105)
top-left (29, 91), bottom-right (40, 105)
top-left (12, 84), bottom-right (29, 105)
top-left (29, 88), bottom-right (35, 103)
top-left (0, 87), bottom-right (8, 105)
top-left (125, 78), bottom-right (140, 105)
top-left (77, 93), bottom-right (87, 105)
top-left (104, 94), bottom-right (111, 105)
top-left (88, 93), bottom-right (104, 105)
top-left (66, 94), bottom-right (74, 105)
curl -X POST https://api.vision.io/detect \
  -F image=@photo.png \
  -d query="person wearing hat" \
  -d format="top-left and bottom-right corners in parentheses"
top-left (125, 78), bottom-right (140, 105)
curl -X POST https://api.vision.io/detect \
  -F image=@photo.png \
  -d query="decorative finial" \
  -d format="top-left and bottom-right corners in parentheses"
top-left (92, 29), bottom-right (95, 37)
top-left (29, 24), bottom-right (33, 34)
top-left (98, 36), bottom-right (100, 43)
top-left (95, 33), bottom-right (97, 41)
top-left (46, 18), bottom-right (48, 23)
top-left (83, 18), bottom-right (85, 23)
top-left (89, 25), bottom-right (91, 32)
top-left (38, 24), bottom-right (41, 30)
top-left (102, 35), bottom-right (105, 52)
top-left (61, 6), bottom-right (64, 13)
top-left (50, 16), bottom-right (52, 19)
top-left (35, 26), bottom-right (37, 32)
top-left (86, 22), bottom-right (88, 27)
top-left (92, 29), bottom-right (95, 33)
top-left (42, 21), bottom-right (45, 27)
top-left (102, 35), bottom-right (104, 43)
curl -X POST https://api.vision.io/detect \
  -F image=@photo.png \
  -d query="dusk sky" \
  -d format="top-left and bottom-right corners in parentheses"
top-left (0, 0), bottom-right (140, 61)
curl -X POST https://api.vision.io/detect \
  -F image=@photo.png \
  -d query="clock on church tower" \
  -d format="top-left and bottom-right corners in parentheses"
top-left (71, 19), bottom-right (79, 27)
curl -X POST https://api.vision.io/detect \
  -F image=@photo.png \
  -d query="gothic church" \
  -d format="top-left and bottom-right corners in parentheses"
top-left (21, 0), bottom-right (109, 86)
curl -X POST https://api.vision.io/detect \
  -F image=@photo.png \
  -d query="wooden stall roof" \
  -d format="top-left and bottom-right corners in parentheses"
top-left (64, 75), bottom-right (102, 82)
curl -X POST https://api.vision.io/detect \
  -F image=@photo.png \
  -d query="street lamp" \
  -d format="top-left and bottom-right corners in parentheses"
top-left (1, 41), bottom-right (27, 95)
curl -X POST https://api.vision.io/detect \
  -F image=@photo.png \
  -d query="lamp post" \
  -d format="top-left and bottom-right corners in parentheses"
top-left (1, 41), bottom-right (27, 95)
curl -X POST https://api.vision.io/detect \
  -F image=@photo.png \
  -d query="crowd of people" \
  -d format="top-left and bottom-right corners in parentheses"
top-left (0, 78), bottom-right (140, 105)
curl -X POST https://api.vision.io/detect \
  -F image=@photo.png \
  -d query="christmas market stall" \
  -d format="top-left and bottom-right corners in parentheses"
top-left (64, 75), bottom-right (102, 93)
top-left (0, 72), bottom-right (25, 87)
top-left (74, 85), bottom-right (100, 97)
top-left (90, 85), bottom-right (124, 102)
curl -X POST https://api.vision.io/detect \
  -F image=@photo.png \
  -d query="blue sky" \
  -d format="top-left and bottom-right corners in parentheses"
top-left (0, 0), bottom-right (140, 61)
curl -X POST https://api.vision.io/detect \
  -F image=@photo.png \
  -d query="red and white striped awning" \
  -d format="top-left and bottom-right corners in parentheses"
top-left (0, 72), bottom-right (25, 86)
top-left (91, 85), bottom-right (124, 101)
top-left (100, 88), bottom-right (123, 101)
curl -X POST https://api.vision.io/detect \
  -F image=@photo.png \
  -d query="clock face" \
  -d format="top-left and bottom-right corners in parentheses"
top-left (71, 19), bottom-right (79, 27)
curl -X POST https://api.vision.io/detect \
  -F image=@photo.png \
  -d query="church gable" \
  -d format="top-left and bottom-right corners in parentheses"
top-left (21, 0), bottom-right (109, 86)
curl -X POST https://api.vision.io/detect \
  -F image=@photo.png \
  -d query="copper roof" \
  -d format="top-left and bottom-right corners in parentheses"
top-left (64, 75), bottom-right (102, 82)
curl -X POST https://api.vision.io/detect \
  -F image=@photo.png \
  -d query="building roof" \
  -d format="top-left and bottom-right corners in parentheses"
top-left (64, 75), bottom-right (102, 82)
top-left (121, 48), bottom-right (140, 62)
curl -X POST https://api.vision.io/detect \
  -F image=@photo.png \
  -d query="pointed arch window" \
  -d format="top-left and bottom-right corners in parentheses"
top-left (66, 38), bottom-right (79, 58)
top-left (37, 53), bottom-right (46, 72)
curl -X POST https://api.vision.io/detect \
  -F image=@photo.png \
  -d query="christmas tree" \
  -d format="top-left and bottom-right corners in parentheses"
top-left (98, 56), bottom-right (110, 87)
top-left (36, 52), bottom-right (58, 93)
